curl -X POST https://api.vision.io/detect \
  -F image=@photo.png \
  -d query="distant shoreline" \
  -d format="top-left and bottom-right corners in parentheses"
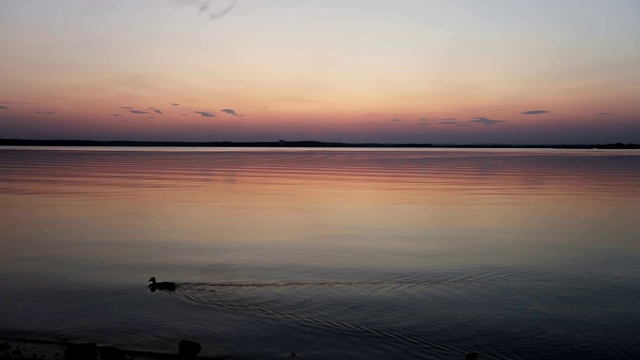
top-left (1, 139), bottom-right (639, 149)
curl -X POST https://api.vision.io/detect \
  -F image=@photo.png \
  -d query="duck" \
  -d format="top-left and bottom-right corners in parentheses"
top-left (148, 277), bottom-right (176, 292)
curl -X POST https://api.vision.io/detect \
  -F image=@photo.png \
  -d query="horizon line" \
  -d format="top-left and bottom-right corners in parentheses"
top-left (1, 138), bottom-right (639, 149)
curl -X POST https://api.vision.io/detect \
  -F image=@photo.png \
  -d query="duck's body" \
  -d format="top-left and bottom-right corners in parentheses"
top-left (149, 277), bottom-right (176, 292)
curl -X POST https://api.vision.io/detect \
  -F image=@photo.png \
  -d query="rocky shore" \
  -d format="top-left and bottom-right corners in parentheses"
top-left (1, 338), bottom-right (481, 360)
top-left (0, 339), bottom-right (232, 360)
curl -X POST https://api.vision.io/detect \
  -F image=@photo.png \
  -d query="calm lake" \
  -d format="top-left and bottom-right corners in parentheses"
top-left (1, 147), bottom-right (639, 359)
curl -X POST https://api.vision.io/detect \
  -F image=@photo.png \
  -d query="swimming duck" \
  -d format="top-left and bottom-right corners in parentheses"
top-left (149, 277), bottom-right (176, 292)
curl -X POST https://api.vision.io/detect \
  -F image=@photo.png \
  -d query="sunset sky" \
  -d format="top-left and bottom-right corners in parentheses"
top-left (1, 0), bottom-right (640, 144)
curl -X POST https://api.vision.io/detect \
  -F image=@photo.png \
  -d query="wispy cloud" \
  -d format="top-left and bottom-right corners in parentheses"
top-left (208, 0), bottom-right (237, 20)
top-left (220, 108), bottom-right (242, 116)
top-left (121, 106), bottom-right (133, 110)
top-left (109, 114), bottom-right (122, 117)
top-left (154, 109), bottom-right (163, 114)
top-left (0, 106), bottom-right (8, 110)
top-left (195, 111), bottom-right (216, 117)
top-left (418, 118), bottom-right (428, 122)
top-left (172, 103), bottom-right (180, 106)
top-left (35, 111), bottom-right (55, 115)
top-left (179, 0), bottom-right (238, 20)
top-left (390, 118), bottom-right (403, 122)
top-left (130, 110), bottom-right (148, 114)
top-left (521, 110), bottom-right (549, 115)
top-left (597, 112), bottom-right (612, 116)
top-left (469, 117), bottom-right (504, 125)
top-left (437, 120), bottom-right (462, 125)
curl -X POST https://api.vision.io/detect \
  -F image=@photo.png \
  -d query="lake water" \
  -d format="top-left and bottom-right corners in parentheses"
top-left (1, 147), bottom-right (639, 359)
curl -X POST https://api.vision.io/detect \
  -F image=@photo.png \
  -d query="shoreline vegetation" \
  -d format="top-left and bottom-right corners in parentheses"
top-left (1, 139), bottom-right (639, 149)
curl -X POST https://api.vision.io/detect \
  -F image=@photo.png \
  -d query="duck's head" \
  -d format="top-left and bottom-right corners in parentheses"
top-left (149, 277), bottom-right (156, 283)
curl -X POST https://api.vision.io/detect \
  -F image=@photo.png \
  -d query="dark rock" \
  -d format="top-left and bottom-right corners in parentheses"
top-left (64, 343), bottom-right (97, 360)
top-left (12, 349), bottom-right (22, 356)
top-left (99, 346), bottom-right (126, 360)
top-left (178, 340), bottom-right (201, 359)
top-left (465, 352), bottom-right (479, 360)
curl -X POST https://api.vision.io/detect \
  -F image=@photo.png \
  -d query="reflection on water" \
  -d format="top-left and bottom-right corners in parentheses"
top-left (0, 148), bottom-right (639, 359)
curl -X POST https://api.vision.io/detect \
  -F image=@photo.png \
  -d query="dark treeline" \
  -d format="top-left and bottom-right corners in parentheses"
top-left (1, 139), bottom-right (639, 149)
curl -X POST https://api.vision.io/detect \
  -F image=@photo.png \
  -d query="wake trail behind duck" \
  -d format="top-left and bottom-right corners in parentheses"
top-left (173, 289), bottom-right (521, 360)
top-left (174, 271), bottom-right (550, 293)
